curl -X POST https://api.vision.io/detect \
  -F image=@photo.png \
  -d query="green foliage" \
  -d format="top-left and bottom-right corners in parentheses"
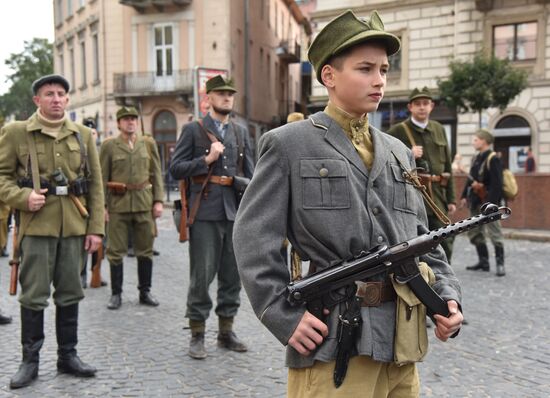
top-left (437, 53), bottom-right (528, 127)
top-left (0, 38), bottom-right (53, 120)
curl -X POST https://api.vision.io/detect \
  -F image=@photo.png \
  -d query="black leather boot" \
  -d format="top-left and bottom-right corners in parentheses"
top-left (107, 264), bottom-right (123, 310)
top-left (137, 257), bottom-right (159, 306)
top-left (217, 331), bottom-right (248, 352)
top-left (0, 308), bottom-right (12, 325)
top-left (495, 244), bottom-right (505, 277)
top-left (466, 243), bottom-right (490, 271)
top-left (56, 304), bottom-right (96, 377)
top-left (10, 307), bottom-right (44, 389)
top-left (189, 332), bottom-right (207, 359)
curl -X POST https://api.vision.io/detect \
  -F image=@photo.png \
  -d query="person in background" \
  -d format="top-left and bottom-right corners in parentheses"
top-left (170, 75), bottom-right (255, 360)
top-left (388, 87), bottom-right (456, 262)
top-left (460, 128), bottom-right (506, 277)
top-left (100, 107), bottom-right (164, 310)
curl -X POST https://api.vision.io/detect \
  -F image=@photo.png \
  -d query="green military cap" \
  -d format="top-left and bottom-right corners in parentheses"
top-left (31, 74), bottom-right (70, 95)
top-left (409, 86), bottom-right (433, 102)
top-left (475, 128), bottom-right (494, 144)
top-left (308, 10), bottom-right (401, 84)
top-left (206, 75), bottom-right (237, 94)
top-left (116, 106), bottom-right (139, 120)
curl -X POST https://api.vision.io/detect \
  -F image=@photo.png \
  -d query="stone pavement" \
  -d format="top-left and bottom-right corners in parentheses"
top-left (0, 210), bottom-right (549, 397)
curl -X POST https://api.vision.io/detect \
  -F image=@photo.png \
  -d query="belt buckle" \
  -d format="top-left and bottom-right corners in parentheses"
top-left (55, 186), bottom-right (68, 196)
top-left (357, 282), bottom-right (382, 306)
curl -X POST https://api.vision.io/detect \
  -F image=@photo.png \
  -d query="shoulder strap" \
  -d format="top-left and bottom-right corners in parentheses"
top-left (231, 122), bottom-right (245, 176)
top-left (25, 132), bottom-right (41, 193)
top-left (197, 119), bottom-right (219, 144)
top-left (401, 122), bottom-right (417, 147)
top-left (391, 150), bottom-right (451, 226)
top-left (74, 131), bottom-right (90, 177)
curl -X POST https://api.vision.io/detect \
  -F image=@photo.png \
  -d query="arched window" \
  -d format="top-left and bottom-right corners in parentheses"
top-left (494, 115), bottom-right (532, 172)
top-left (153, 110), bottom-right (177, 143)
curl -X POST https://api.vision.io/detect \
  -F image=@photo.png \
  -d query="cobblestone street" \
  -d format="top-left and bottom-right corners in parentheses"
top-left (0, 210), bottom-right (549, 397)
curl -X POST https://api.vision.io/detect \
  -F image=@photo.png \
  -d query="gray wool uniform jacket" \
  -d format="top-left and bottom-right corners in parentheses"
top-left (169, 114), bottom-right (255, 221)
top-left (233, 111), bottom-right (462, 369)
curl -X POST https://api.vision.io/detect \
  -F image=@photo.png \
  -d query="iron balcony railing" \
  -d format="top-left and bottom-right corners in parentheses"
top-left (113, 70), bottom-right (194, 96)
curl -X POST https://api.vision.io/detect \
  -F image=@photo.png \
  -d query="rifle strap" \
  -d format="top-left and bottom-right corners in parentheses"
top-left (187, 120), bottom-right (218, 225)
top-left (391, 151), bottom-right (451, 226)
top-left (25, 132), bottom-right (41, 194)
top-left (401, 121), bottom-right (417, 147)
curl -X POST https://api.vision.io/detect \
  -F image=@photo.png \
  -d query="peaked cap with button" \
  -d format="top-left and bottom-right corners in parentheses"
top-left (205, 75), bottom-right (237, 94)
top-left (308, 10), bottom-right (401, 84)
top-left (409, 86), bottom-right (433, 102)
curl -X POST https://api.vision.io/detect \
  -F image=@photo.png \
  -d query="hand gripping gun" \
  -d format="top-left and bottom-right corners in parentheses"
top-left (287, 203), bottom-right (511, 320)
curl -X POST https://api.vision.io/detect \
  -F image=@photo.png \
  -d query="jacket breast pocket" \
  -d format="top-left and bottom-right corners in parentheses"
top-left (390, 163), bottom-right (417, 214)
top-left (66, 139), bottom-right (81, 171)
top-left (300, 159), bottom-right (350, 209)
top-left (434, 138), bottom-right (449, 164)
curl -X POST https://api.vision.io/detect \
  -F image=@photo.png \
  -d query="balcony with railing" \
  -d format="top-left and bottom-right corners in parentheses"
top-left (119, 0), bottom-right (191, 12)
top-left (275, 40), bottom-right (301, 64)
top-left (113, 70), bottom-right (194, 97)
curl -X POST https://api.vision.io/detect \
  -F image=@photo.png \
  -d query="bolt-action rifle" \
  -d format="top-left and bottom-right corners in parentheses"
top-left (287, 203), bottom-right (511, 320)
top-left (9, 211), bottom-right (19, 296)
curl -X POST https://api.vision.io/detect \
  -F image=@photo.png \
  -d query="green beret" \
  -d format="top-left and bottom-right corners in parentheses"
top-left (308, 10), bottom-right (401, 84)
top-left (475, 128), bottom-right (494, 145)
top-left (409, 86), bottom-right (433, 102)
top-left (31, 74), bottom-right (70, 95)
top-left (116, 106), bottom-right (139, 121)
top-left (206, 75), bottom-right (237, 94)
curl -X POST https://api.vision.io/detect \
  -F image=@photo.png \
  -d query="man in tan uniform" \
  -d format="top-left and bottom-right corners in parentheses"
top-left (0, 74), bottom-right (104, 389)
top-left (100, 106), bottom-right (164, 310)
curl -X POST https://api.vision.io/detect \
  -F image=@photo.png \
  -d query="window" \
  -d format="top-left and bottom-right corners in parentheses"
top-left (55, 0), bottom-right (63, 25)
top-left (67, 0), bottom-right (73, 16)
top-left (91, 23), bottom-right (100, 83)
top-left (493, 22), bottom-right (537, 61)
top-left (68, 39), bottom-right (75, 91)
top-left (79, 0), bottom-right (85, 7)
top-left (78, 31), bottom-right (87, 88)
top-left (154, 24), bottom-right (174, 76)
top-left (388, 36), bottom-right (402, 74)
top-left (57, 45), bottom-right (64, 76)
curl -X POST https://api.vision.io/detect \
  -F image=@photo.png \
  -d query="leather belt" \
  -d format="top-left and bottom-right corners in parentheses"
top-left (356, 281), bottom-right (397, 307)
top-left (191, 175), bottom-right (234, 187)
top-left (418, 173), bottom-right (442, 183)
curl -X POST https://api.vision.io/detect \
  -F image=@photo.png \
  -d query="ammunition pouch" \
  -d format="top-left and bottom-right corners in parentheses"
top-left (392, 262), bottom-right (435, 365)
top-left (18, 176), bottom-right (89, 197)
top-left (70, 176), bottom-right (89, 196)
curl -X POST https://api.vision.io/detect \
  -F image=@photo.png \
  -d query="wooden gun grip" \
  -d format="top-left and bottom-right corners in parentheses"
top-left (69, 194), bottom-right (89, 218)
top-left (9, 262), bottom-right (18, 296)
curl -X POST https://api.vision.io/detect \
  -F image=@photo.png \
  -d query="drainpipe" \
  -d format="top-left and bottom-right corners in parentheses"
top-left (244, 0), bottom-right (250, 128)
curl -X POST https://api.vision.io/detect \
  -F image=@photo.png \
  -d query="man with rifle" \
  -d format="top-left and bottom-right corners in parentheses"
top-left (170, 75), bottom-right (255, 360)
top-left (234, 10), bottom-right (463, 397)
top-left (0, 74), bottom-right (104, 389)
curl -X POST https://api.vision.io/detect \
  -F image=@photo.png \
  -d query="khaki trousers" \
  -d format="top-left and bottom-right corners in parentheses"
top-left (287, 356), bottom-right (419, 398)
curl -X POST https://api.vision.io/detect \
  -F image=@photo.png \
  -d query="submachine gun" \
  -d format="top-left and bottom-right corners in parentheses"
top-left (287, 203), bottom-right (511, 320)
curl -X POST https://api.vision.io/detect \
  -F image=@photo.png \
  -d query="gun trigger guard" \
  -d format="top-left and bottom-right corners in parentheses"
top-left (393, 270), bottom-right (420, 285)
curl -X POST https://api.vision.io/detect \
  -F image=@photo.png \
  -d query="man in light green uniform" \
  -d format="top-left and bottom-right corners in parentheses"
top-left (0, 74), bottom-right (104, 389)
top-left (100, 106), bottom-right (164, 310)
top-left (388, 87), bottom-right (456, 261)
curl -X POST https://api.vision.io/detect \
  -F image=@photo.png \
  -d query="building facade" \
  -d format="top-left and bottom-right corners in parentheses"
top-left (308, 0), bottom-right (550, 172)
top-left (53, 0), bottom-right (311, 172)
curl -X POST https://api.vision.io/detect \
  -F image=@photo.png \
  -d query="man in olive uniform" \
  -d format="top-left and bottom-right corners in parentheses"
top-left (0, 74), bottom-right (104, 389)
top-left (388, 87), bottom-right (456, 261)
top-left (170, 75), bottom-right (255, 359)
top-left (100, 106), bottom-right (164, 310)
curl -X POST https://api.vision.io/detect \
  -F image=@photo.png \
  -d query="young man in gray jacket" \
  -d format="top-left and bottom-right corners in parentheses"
top-left (234, 10), bottom-right (463, 397)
